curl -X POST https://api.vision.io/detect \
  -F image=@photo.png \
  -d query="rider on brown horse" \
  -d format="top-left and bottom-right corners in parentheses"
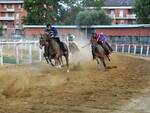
top-left (67, 33), bottom-right (79, 54)
top-left (44, 24), bottom-right (67, 54)
top-left (91, 31), bottom-right (113, 60)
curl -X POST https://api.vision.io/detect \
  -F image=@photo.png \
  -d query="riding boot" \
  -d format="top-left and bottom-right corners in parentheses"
top-left (58, 41), bottom-right (67, 54)
top-left (54, 38), bottom-right (67, 54)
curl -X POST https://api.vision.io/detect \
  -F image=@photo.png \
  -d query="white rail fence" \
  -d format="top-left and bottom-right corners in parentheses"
top-left (0, 40), bottom-right (42, 65)
top-left (111, 44), bottom-right (150, 56)
top-left (0, 41), bottom-right (150, 65)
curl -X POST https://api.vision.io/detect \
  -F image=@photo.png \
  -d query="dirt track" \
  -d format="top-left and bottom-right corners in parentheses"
top-left (0, 54), bottom-right (150, 113)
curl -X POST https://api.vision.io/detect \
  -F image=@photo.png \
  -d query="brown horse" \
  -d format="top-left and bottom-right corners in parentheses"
top-left (90, 36), bottom-right (108, 68)
top-left (41, 34), bottom-right (69, 72)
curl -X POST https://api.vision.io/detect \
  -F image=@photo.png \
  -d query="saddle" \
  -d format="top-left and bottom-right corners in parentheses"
top-left (54, 38), bottom-right (67, 54)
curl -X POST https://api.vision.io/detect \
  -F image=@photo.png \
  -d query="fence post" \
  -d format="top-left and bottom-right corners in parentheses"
top-left (34, 42), bottom-right (38, 50)
top-left (115, 44), bottom-right (118, 52)
top-left (20, 44), bottom-right (23, 60)
top-left (13, 40), bottom-right (16, 49)
top-left (0, 46), bottom-right (3, 65)
top-left (16, 44), bottom-right (19, 64)
top-left (128, 45), bottom-right (131, 53)
top-left (134, 45), bottom-right (137, 54)
top-left (146, 45), bottom-right (149, 56)
top-left (29, 44), bottom-right (32, 64)
top-left (140, 45), bottom-right (143, 55)
top-left (122, 44), bottom-right (124, 53)
top-left (39, 48), bottom-right (42, 61)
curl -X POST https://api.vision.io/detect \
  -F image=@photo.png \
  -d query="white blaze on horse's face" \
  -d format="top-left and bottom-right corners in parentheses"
top-left (39, 37), bottom-right (44, 49)
top-left (39, 39), bottom-right (43, 49)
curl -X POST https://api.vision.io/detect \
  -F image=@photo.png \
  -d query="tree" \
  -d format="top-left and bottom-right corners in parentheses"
top-left (81, 0), bottom-right (104, 9)
top-left (58, 0), bottom-right (82, 25)
top-left (134, 0), bottom-right (150, 24)
top-left (59, 6), bottom-right (82, 25)
top-left (23, 0), bottom-right (105, 25)
top-left (75, 10), bottom-right (112, 26)
top-left (23, 0), bottom-right (61, 24)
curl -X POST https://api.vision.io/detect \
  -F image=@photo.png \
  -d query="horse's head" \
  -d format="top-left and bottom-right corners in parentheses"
top-left (90, 36), bottom-right (97, 47)
top-left (39, 34), bottom-right (49, 49)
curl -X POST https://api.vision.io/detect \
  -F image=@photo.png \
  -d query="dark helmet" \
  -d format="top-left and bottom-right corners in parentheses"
top-left (46, 24), bottom-right (51, 28)
top-left (91, 30), bottom-right (96, 34)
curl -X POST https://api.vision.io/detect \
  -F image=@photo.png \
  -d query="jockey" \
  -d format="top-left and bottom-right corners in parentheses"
top-left (45, 24), bottom-right (58, 37)
top-left (67, 33), bottom-right (76, 44)
top-left (98, 32), bottom-right (113, 54)
top-left (91, 31), bottom-right (112, 59)
top-left (44, 24), bottom-right (67, 54)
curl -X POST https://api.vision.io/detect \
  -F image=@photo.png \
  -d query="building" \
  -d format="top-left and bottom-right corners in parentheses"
top-left (102, 0), bottom-right (136, 24)
top-left (23, 24), bottom-right (150, 45)
top-left (0, 0), bottom-right (27, 37)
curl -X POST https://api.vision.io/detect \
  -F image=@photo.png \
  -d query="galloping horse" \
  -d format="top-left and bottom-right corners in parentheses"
top-left (69, 42), bottom-right (79, 54)
top-left (90, 36), bottom-right (108, 68)
top-left (40, 34), bottom-right (69, 72)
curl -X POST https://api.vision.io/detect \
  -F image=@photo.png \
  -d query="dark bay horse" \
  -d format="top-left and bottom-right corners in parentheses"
top-left (40, 34), bottom-right (69, 72)
top-left (90, 37), bottom-right (108, 68)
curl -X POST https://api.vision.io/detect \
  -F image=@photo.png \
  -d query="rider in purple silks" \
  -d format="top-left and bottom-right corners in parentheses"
top-left (99, 33), bottom-right (107, 43)
top-left (97, 32), bottom-right (113, 54)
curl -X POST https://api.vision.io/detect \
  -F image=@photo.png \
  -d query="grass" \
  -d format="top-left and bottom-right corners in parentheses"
top-left (3, 56), bottom-right (17, 64)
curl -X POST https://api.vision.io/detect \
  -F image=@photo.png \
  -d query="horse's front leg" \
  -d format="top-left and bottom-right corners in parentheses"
top-left (49, 57), bottom-right (55, 67)
top-left (59, 56), bottom-right (64, 66)
top-left (54, 54), bottom-right (61, 69)
top-left (64, 54), bottom-right (69, 72)
top-left (95, 57), bottom-right (101, 69)
top-left (99, 57), bottom-right (106, 68)
top-left (43, 53), bottom-right (49, 64)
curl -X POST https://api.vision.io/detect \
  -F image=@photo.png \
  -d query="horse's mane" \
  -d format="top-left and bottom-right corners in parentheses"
top-left (90, 36), bottom-right (97, 46)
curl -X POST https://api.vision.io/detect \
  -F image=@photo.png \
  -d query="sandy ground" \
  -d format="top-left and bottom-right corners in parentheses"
top-left (0, 54), bottom-right (150, 113)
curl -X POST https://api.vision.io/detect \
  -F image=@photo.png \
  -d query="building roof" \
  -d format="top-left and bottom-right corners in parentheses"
top-left (0, 0), bottom-right (23, 3)
top-left (104, 0), bottom-right (134, 6)
top-left (23, 24), bottom-right (150, 29)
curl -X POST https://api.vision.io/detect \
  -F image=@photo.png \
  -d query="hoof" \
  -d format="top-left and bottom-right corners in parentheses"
top-left (67, 69), bottom-right (70, 73)
top-left (55, 65), bottom-right (61, 69)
